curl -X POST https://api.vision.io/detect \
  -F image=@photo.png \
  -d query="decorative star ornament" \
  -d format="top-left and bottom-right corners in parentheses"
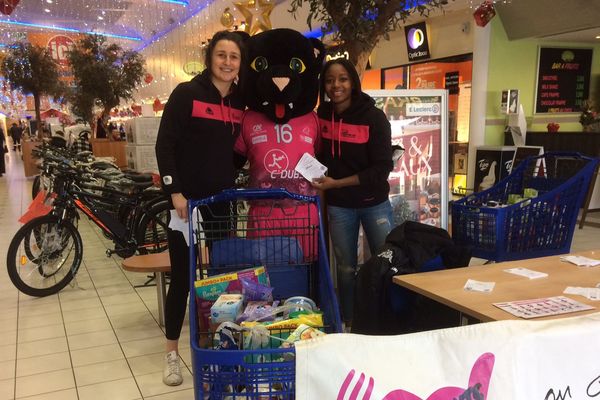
top-left (233, 0), bottom-right (275, 36)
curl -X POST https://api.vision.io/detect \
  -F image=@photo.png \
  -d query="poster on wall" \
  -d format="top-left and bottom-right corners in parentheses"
top-left (367, 90), bottom-right (448, 229)
top-left (28, 32), bottom-right (81, 86)
top-left (535, 47), bottom-right (593, 113)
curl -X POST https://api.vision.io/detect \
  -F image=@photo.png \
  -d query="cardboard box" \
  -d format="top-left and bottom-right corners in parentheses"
top-left (125, 144), bottom-right (158, 173)
top-left (124, 117), bottom-right (161, 145)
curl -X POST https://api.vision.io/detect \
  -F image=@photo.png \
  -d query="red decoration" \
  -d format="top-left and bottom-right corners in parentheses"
top-left (0, 0), bottom-right (20, 16)
top-left (473, 0), bottom-right (496, 27)
top-left (153, 98), bottom-right (163, 112)
top-left (144, 73), bottom-right (154, 84)
top-left (547, 122), bottom-right (560, 133)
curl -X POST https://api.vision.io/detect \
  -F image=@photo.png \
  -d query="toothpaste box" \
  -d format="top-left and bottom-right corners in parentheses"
top-left (210, 294), bottom-right (244, 324)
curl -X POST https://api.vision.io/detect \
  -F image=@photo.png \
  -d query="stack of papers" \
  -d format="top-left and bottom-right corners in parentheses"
top-left (564, 286), bottom-right (600, 301)
top-left (504, 267), bottom-right (548, 279)
top-left (560, 255), bottom-right (600, 267)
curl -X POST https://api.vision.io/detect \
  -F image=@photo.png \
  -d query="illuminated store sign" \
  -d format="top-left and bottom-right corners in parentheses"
top-left (404, 22), bottom-right (430, 62)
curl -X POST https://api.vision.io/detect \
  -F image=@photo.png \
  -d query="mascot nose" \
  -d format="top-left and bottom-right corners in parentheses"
top-left (272, 77), bottom-right (290, 92)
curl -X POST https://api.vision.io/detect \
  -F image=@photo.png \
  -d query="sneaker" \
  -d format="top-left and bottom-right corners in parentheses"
top-left (163, 350), bottom-right (183, 386)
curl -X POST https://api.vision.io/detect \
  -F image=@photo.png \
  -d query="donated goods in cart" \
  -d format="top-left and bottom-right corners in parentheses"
top-left (452, 153), bottom-right (598, 262)
top-left (188, 188), bottom-right (342, 400)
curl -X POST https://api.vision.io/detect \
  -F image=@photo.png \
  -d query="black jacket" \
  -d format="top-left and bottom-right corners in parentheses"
top-left (316, 92), bottom-right (393, 208)
top-left (352, 221), bottom-right (472, 335)
top-left (155, 71), bottom-right (245, 199)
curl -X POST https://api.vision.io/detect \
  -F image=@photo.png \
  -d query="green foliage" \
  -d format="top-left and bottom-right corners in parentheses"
top-left (1, 42), bottom-right (63, 137)
top-left (288, 0), bottom-right (451, 71)
top-left (67, 35), bottom-right (145, 123)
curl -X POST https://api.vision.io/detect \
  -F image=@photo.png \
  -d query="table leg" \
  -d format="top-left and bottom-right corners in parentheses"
top-left (156, 272), bottom-right (167, 326)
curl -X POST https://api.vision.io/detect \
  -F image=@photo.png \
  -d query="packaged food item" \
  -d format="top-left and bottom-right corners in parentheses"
top-left (194, 266), bottom-right (269, 301)
top-left (237, 301), bottom-right (280, 323)
top-left (210, 294), bottom-right (244, 324)
top-left (241, 312), bottom-right (324, 331)
top-left (523, 188), bottom-right (538, 198)
top-left (240, 277), bottom-right (273, 302)
top-left (285, 323), bottom-right (325, 343)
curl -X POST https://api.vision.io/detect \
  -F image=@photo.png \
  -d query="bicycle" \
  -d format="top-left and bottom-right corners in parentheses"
top-left (6, 155), bottom-right (171, 297)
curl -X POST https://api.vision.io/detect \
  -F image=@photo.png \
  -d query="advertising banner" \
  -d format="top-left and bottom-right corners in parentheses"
top-left (28, 32), bottom-right (81, 86)
top-left (367, 90), bottom-right (448, 229)
top-left (296, 312), bottom-right (600, 400)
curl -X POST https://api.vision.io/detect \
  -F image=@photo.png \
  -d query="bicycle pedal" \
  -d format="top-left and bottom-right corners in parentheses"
top-left (106, 249), bottom-right (114, 257)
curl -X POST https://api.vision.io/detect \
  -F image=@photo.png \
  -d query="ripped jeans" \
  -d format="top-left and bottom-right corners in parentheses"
top-left (328, 200), bottom-right (393, 322)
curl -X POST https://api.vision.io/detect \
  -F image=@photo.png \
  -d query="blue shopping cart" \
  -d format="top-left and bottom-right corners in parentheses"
top-left (187, 188), bottom-right (342, 399)
top-left (452, 152), bottom-right (598, 262)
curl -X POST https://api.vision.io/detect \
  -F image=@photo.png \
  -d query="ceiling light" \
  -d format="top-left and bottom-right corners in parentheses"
top-left (98, 16), bottom-right (104, 20)
top-left (596, 35), bottom-right (600, 39)
top-left (46, 0), bottom-right (53, 3)
top-left (44, 8), bottom-right (51, 12)
top-left (0, 20), bottom-right (141, 41)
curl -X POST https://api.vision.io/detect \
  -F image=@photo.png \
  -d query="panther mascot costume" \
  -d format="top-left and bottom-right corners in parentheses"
top-left (234, 28), bottom-right (325, 261)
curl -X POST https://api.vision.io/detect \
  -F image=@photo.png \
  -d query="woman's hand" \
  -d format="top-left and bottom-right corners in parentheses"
top-left (171, 193), bottom-right (188, 222)
top-left (311, 176), bottom-right (338, 191)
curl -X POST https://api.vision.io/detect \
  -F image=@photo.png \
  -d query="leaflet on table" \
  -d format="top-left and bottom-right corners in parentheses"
top-left (504, 267), bottom-right (548, 279)
top-left (294, 152), bottom-right (327, 182)
top-left (168, 207), bottom-right (203, 246)
top-left (463, 279), bottom-right (495, 293)
top-left (564, 286), bottom-right (600, 301)
top-left (493, 296), bottom-right (594, 319)
top-left (560, 255), bottom-right (600, 267)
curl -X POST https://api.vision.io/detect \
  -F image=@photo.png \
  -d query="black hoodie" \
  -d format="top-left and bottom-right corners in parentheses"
top-left (155, 71), bottom-right (245, 199)
top-left (317, 72), bottom-right (393, 208)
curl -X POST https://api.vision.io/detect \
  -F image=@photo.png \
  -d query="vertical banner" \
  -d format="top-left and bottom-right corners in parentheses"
top-left (367, 90), bottom-right (448, 229)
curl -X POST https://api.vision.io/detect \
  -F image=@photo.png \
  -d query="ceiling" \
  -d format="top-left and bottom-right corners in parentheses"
top-left (1, 0), bottom-right (599, 52)
top-left (0, 0), bottom-right (224, 50)
top-left (495, 0), bottom-right (600, 44)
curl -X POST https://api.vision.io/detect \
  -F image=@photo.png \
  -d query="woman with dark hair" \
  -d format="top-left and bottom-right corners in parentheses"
top-left (312, 58), bottom-right (394, 326)
top-left (155, 30), bottom-right (246, 386)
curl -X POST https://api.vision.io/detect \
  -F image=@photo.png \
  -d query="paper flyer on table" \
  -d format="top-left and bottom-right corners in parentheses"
top-left (294, 152), bottom-right (327, 182)
top-left (493, 296), bottom-right (594, 319)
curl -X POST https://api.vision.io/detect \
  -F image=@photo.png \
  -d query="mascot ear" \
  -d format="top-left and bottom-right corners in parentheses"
top-left (310, 38), bottom-right (326, 67)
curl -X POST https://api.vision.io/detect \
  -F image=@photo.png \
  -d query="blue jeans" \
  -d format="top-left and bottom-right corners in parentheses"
top-left (328, 200), bottom-right (393, 322)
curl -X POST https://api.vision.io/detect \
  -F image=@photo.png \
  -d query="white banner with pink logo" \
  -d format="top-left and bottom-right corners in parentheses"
top-left (295, 312), bottom-right (600, 399)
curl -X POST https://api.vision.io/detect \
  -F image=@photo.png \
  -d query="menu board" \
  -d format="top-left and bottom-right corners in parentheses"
top-left (535, 47), bottom-right (593, 113)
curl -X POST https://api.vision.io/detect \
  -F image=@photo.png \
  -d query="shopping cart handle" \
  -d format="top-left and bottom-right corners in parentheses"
top-left (189, 188), bottom-right (317, 206)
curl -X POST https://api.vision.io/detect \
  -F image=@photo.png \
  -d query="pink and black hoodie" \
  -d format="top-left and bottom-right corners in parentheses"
top-left (155, 70), bottom-right (245, 199)
top-left (317, 67), bottom-right (393, 208)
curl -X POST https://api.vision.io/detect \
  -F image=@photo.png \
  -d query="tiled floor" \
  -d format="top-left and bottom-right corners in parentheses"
top-left (1, 149), bottom-right (599, 399)
top-left (1, 152), bottom-right (193, 399)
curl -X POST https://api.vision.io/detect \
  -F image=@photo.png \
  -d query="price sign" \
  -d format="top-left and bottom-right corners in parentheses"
top-left (535, 47), bottom-right (593, 113)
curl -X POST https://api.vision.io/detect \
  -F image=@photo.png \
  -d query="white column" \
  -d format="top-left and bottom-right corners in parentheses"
top-left (467, 23), bottom-right (492, 189)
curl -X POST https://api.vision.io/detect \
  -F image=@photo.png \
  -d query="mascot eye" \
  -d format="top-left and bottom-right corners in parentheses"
top-left (289, 58), bottom-right (306, 73)
top-left (250, 56), bottom-right (269, 72)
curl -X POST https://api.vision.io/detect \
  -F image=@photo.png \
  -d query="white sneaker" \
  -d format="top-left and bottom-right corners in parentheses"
top-left (163, 350), bottom-right (183, 386)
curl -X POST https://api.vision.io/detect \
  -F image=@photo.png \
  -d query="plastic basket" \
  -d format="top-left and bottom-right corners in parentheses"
top-left (187, 188), bottom-right (342, 400)
top-left (452, 152), bottom-right (598, 262)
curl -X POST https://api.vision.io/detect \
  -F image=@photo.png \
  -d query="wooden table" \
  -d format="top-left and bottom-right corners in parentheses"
top-left (393, 250), bottom-right (600, 322)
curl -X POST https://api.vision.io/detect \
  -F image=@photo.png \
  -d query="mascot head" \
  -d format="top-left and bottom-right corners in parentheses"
top-left (244, 28), bottom-right (325, 124)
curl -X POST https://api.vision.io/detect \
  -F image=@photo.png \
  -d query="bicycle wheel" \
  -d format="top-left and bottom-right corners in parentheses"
top-left (32, 175), bottom-right (41, 199)
top-left (135, 200), bottom-right (171, 254)
top-left (7, 215), bottom-right (83, 297)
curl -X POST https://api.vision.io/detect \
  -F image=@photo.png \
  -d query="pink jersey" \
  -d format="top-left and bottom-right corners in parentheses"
top-left (235, 110), bottom-right (320, 197)
top-left (235, 110), bottom-right (321, 260)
